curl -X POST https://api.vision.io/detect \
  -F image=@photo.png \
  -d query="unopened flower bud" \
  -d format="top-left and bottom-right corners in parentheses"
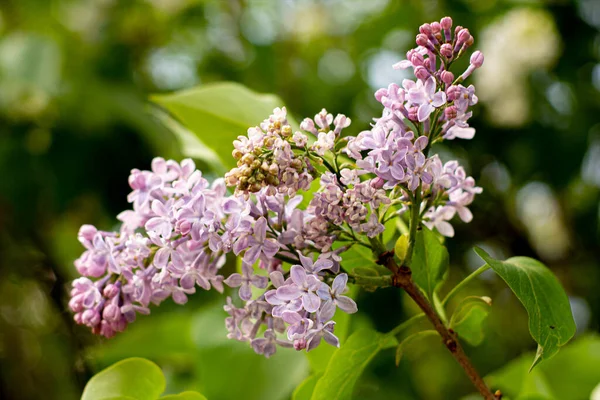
top-left (416, 34), bottom-right (429, 47)
top-left (440, 70), bottom-right (454, 85)
top-left (281, 125), bottom-right (292, 137)
top-left (440, 43), bottom-right (453, 58)
top-left (470, 50), bottom-right (484, 68)
top-left (103, 283), bottom-right (119, 299)
top-left (446, 85), bottom-right (460, 101)
top-left (419, 23), bottom-right (432, 35)
top-left (408, 106), bottom-right (419, 122)
top-left (232, 149), bottom-right (243, 160)
top-left (457, 29), bottom-right (471, 45)
top-left (414, 66), bottom-right (430, 81)
top-left (431, 22), bottom-right (441, 34)
top-left (445, 105), bottom-right (458, 120)
top-left (440, 17), bottom-right (452, 30)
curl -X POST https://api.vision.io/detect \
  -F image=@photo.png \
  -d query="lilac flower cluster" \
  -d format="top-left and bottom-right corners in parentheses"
top-left (70, 16), bottom-right (486, 356)
top-left (224, 252), bottom-right (357, 356)
top-left (70, 156), bottom-right (358, 356)
top-left (345, 16), bottom-right (483, 237)
top-left (70, 158), bottom-right (234, 337)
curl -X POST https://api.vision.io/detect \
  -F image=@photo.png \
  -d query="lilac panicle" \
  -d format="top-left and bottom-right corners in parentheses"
top-left (71, 15), bottom-right (484, 357)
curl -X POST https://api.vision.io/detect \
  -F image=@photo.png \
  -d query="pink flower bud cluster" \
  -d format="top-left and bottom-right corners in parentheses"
top-left (344, 16), bottom-right (483, 237)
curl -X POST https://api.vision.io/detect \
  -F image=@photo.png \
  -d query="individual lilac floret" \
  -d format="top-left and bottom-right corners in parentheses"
top-left (224, 262), bottom-right (268, 301)
top-left (276, 265), bottom-right (322, 313)
top-left (317, 273), bottom-right (358, 318)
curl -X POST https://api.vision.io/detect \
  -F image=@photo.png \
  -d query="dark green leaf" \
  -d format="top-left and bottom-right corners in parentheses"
top-left (81, 358), bottom-right (165, 400)
top-left (450, 296), bottom-right (492, 346)
top-left (310, 329), bottom-right (397, 400)
top-left (411, 227), bottom-right (449, 300)
top-left (394, 330), bottom-right (438, 366)
top-left (474, 248), bottom-right (576, 370)
top-left (151, 82), bottom-right (293, 169)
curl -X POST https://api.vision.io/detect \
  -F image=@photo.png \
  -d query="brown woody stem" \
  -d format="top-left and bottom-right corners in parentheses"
top-left (378, 252), bottom-right (501, 400)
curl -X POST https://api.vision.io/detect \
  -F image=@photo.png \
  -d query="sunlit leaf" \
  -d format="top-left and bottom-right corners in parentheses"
top-left (81, 358), bottom-right (165, 400)
top-left (159, 392), bottom-right (207, 400)
top-left (151, 82), bottom-right (294, 169)
top-left (292, 374), bottom-right (321, 400)
top-left (474, 248), bottom-right (576, 370)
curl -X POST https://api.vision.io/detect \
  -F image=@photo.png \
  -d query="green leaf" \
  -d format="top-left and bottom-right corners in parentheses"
top-left (411, 227), bottom-right (449, 300)
top-left (292, 374), bottom-right (321, 400)
top-left (449, 296), bottom-right (492, 346)
top-left (193, 301), bottom-right (308, 400)
top-left (474, 248), bottom-right (576, 370)
top-left (81, 358), bottom-right (166, 400)
top-left (394, 330), bottom-right (438, 366)
top-left (340, 244), bottom-right (377, 273)
top-left (151, 82), bottom-right (293, 169)
top-left (486, 335), bottom-right (600, 399)
top-left (310, 329), bottom-right (397, 400)
top-left (306, 286), bottom-right (356, 372)
top-left (87, 312), bottom-right (195, 365)
top-left (159, 392), bottom-right (207, 400)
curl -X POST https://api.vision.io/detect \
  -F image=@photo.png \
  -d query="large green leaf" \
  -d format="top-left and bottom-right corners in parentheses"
top-left (81, 358), bottom-right (166, 400)
top-left (474, 248), bottom-right (576, 370)
top-left (193, 303), bottom-right (308, 400)
top-left (292, 374), bottom-right (321, 400)
top-left (410, 227), bottom-right (449, 300)
top-left (151, 82), bottom-right (292, 169)
top-left (449, 296), bottom-right (492, 346)
top-left (160, 392), bottom-right (207, 400)
top-left (485, 335), bottom-right (600, 400)
top-left (310, 329), bottom-right (397, 400)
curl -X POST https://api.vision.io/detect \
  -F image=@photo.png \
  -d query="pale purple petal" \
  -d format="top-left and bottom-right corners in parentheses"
top-left (239, 283), bottom-right (252, 301)
top-left (336, 296), bottom-right (358, 314)
top-left (224, 273), bottom-right (243, 288)
top-left (253, 217), bottom-right (267, 241)
top-left (302, 292), bottom-right (321, 313)
top-left (417, 103), bottom-right (434, 122)
top-left (243, 245), bottom-right (261, 264)
top-left (290, 265), bottom-right (307, 287)
top-left (153, 248), bottom-right (170, 269)
top-left (332, 273), bottom-right (348, 294)
top-left (319, 300), bottom-right (336, 321)
top-left (276, 285), bottom-right (302, 300)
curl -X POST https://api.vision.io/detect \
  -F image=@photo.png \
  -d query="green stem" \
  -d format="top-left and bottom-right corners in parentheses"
top-left (442, 264), bottom-right (491, 307)
top-left (405, 187), bottom-right (422, 266)
top-left (387, 313), bottom-right (426, 337)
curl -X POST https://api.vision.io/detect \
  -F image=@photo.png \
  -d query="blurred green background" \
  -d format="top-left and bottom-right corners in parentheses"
top-left (1, 0), bottom-right (599, 399)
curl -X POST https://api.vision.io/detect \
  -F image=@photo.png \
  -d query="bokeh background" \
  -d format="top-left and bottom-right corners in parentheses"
top-left (1, 0), bottom-right (599, 399)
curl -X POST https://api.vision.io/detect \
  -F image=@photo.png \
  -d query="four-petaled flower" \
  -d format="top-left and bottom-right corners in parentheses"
top-left (224, 262), bottom-right (268, 301)
top-left (243, 216), bottom-right (279, 264)
top-left (276, 265), bottom-right (322, 312)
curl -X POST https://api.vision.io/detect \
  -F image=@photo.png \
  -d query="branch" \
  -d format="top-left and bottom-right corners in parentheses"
top-left (378, 252), bottom-right (501, 400)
